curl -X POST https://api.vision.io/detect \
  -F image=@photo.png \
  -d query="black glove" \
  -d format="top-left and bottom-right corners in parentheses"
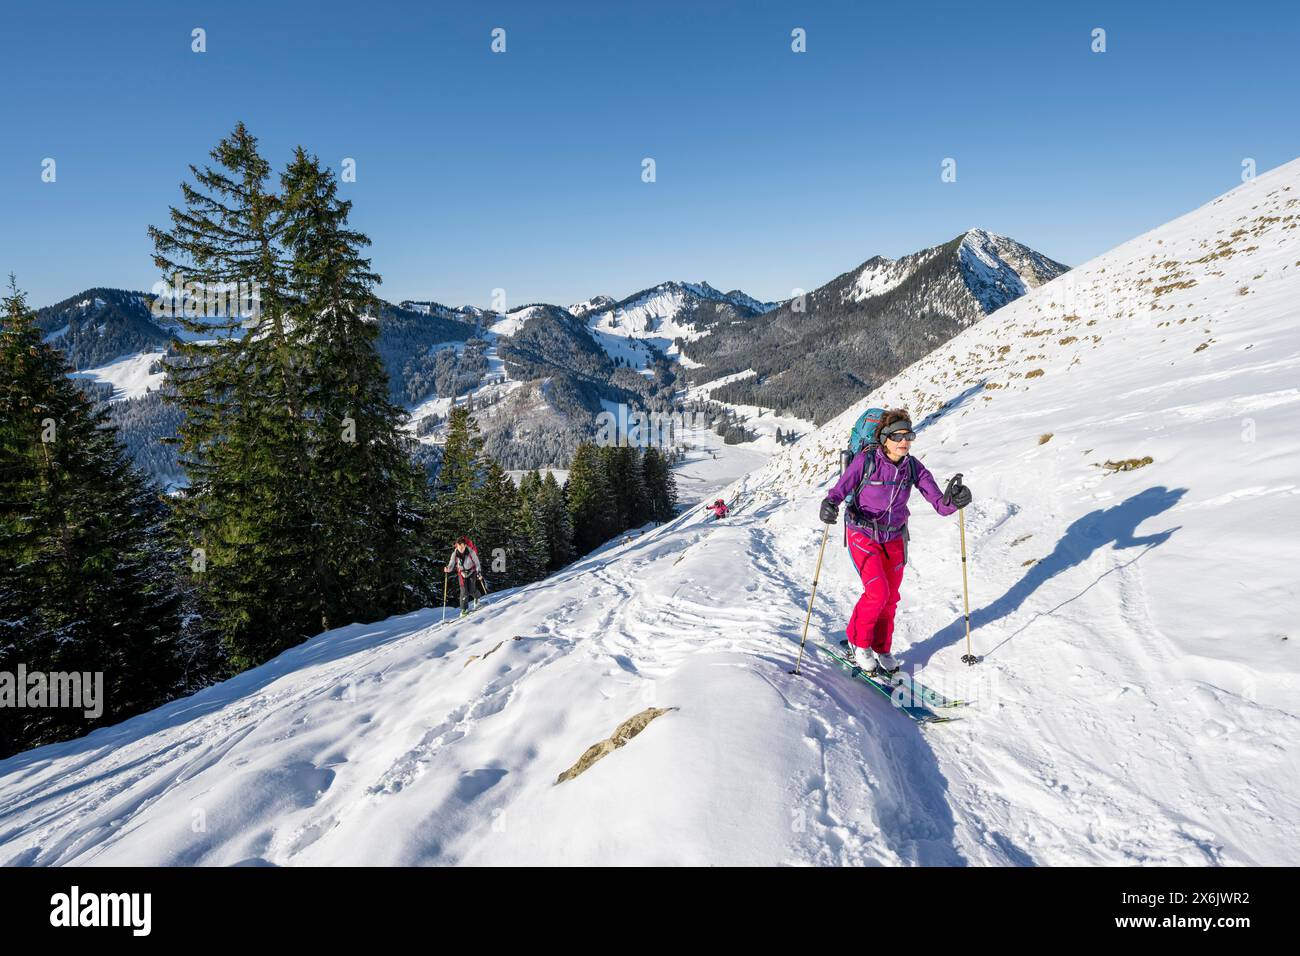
top-left (819, 498), bottom-right (839, 524)
top-left (943, 475), bottom-right (972, 510)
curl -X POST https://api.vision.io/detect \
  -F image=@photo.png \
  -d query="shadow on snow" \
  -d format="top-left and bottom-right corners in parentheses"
top-left (906, 485), bottom-right (1185, 669)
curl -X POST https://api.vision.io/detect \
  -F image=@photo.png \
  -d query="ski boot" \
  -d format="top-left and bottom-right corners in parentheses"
top-left (873, 650), bottom-right (901, 684)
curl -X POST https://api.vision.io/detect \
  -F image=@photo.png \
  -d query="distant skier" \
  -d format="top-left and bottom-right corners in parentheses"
top-left (444, 536), bottom-right (484, 616)
top-left (706, 498), bottom-right (730, 520)
top-left (818, 409), bottom-right (971, 675)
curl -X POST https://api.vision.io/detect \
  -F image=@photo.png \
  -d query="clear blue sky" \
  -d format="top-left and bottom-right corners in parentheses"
top-left (2, 0), bottom-right (1297, 310)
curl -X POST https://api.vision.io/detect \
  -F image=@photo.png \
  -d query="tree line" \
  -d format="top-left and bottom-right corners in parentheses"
top-left (431, 407), bottom-right (677, 586)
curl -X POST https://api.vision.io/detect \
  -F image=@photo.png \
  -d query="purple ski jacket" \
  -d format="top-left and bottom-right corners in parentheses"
top-left (825, 446), bottom-right (957, 542)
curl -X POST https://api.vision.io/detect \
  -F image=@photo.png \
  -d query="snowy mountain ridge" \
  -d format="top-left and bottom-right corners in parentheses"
top-left (678, 230), bottom-right (1069, 423)
top-left (584, 279), bottom-right (777, 348)
top-left (842, 229), bottom-right (1064, 314)
top-left (36, 226), bottom-right (1061, 481)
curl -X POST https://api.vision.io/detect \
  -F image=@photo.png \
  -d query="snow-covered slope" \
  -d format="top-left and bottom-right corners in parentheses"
top-left (685, 370), bottom-right (817, 450)
top-left (3, 161), bottom-right (1298, 866)
top-left (399, 300), bottom-right (485, 323)
top-left (848, 254), bottom-right (917, 302)
top-left (586, 280), bottom-right (776, 359)
top-left (487, 305), bottom-right (541, 338)
top-left (67, 349), bottom-right (167, 400)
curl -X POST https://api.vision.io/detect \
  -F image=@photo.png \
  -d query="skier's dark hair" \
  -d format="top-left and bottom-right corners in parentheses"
top-left (874, 408), bottom-right (912, 443)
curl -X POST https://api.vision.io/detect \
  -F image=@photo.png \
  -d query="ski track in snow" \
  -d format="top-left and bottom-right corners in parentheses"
top-left (4, 161), bottom-right (1300, 866)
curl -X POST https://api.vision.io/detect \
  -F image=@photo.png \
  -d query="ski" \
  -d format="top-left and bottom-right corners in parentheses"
top-left (819, 643), bottom-right (957, 725)
top-left (836, 641), bottom-right (968, 709)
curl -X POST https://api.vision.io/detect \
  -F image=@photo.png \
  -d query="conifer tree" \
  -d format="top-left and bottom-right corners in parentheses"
top-left (0, 281), bottom-right (190, 756)
top-left (597, 445), bottom-right (629, 532)
top-left (565, 441), bottom-right (618, 554)
top-left (511, 469), bottom-right (549, 583)
top-left (478, 459), bottom-right (519, 585)
top-left (149, 123), bottom-right (318, 669)
top-left (149, 125), bottom-right (448, 666)
top-left (518, 469), bottom-right (541, 505)
top-left (641, 445), bottom-right (678, 522)
top-left (435, 405), bottom-right (486, 548)
top-left (514, 485), bottom-right (550, 585)
top-left (538, 471), bottom-right (574, 572)
top-left (279, 148), bottom-right (438, 623)
top-left (621, 445), bottom-right (652, 529)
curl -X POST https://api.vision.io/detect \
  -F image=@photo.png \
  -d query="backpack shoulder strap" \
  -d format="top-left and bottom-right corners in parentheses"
top-left (851, 451), bottom-right (916, 504)
top-left (850, 447), bottom-right (877, 503)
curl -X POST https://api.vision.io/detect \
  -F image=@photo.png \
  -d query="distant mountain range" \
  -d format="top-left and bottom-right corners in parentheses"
top-left (682, 229), bottom-right (1068, 420)
top-left (29, 229), bottom-right (1067, 485)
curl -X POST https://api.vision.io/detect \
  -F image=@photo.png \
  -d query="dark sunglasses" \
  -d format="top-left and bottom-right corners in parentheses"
top-left (885, 431), bottom-right (916, 442)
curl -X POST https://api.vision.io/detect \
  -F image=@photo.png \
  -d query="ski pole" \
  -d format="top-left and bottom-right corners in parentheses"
top-left (958, 506), bottom-right (976, 664)
top-left (442, 573), bottom-right (449, 623)
top-left (944, 473), bottom-right (977, 666)
top-left (791, 523), bottom-right (830, 675)
top-left (478, 574), bottom-right (489, 595)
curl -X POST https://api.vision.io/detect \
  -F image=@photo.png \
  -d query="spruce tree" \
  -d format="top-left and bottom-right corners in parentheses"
top-left (512, 469), bottom-right (548, 584)
top-left (538, 471), bottom-right (574, 573)
top-left (518, 468), bottom-right (541, 505)
top-left (641, 445), bottom-right (678, 522)
top-left (621, 446), bottom-right (652, 529)
top-left (279, 148), bottom-right (438, 623)
top-left (149, 127), bottom-right (448, 666)
top-left (598, 444), bottom-right (648, 532)
top-left (478, 459), bottom-right (519, 586)
top-left (149, 123), bottom-right (318, 669)
top-left (597, 445), bottom-right (629, 532)
top-left (565, 441), bottom-right (618, 554)
top-left (514, 485), bottom-right (550, 586)
top-left (435, 405), bottom-right (486, 549)
top-left (0, 281), bottom-right (190, 756)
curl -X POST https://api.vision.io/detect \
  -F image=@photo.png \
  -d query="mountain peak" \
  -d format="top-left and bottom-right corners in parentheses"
top-left (960, 226), bottom-right (1008, 244)
top-left (567, 294), bottom-right (615, 318)
top-left (955, 230), bottom-right (1069, 313)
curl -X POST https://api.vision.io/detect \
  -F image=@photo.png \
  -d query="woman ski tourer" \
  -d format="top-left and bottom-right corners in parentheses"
top-left (818, 409), bottom-right (971, 675)
top-left (444, 537), bottom-right (484, 616)
top-left (706, 499), bottom-right (730, 520)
